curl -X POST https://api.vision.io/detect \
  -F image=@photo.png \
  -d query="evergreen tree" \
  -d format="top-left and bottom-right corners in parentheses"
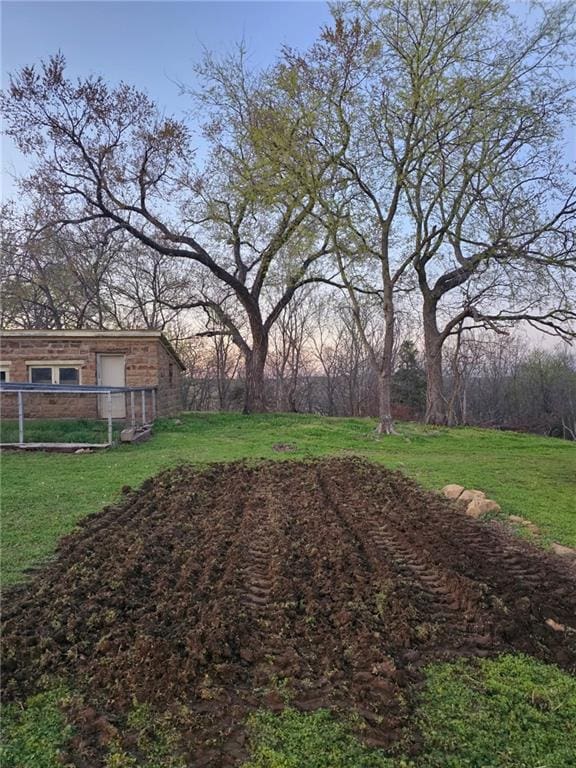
top-left (393, 341), bottom-right (426, 415)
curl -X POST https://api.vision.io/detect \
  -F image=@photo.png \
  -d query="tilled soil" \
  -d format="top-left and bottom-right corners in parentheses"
top-left (2, 458), bottom-right (575, 766)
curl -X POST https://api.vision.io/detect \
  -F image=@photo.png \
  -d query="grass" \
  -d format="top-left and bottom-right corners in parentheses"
top-left (244, 708), bottom-right (398, 767)
top-left (3, 655), bottom-right (575, 767)
top-left (0, 418), bottom-right (122, 444)
top-left (0, 685), bottom-right (72, 768)
top-left (1, 412), bottom-right (574, 586)
top-left (244, 654), bottom-right (576, 768)
top-left (414, 654), bottom-right (576, 768)
top-left (103, 702), bottom-right (186, 768)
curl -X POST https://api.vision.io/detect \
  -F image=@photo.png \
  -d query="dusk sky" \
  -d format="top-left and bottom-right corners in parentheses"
top-left (1, 1), bottom-right (333, 194)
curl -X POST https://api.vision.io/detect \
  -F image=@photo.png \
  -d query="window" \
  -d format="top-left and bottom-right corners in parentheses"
top-left (30, 367), bottom-right (53, 384)
top-left (59, 367), bottom-right (80, 385)
top-left (0, 365), bottom-right (10, 383)
top-left (28, 364), bottom-right (82, 385)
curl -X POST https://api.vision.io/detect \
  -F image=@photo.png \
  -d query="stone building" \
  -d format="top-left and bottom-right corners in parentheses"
top-left (0, 330), bottom-right (185, 419)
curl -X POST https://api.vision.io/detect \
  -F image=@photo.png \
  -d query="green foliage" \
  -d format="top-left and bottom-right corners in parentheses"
top-left (416, 655), bottom-right (576, 768)
top-left (0, 686), bottom-right (72, 768)
top-left (2, 413), bottom-right (575, 586)
top-left (392, 340), bottom-right (426, 413)
top-left (243, 708), bottom-right (400, 768)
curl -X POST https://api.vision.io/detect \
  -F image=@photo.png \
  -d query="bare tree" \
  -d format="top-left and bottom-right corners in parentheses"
top-left (455, 333), bottom-right (576, 438)
top-left (107, 246), bottom-right (191, 330)
top-left (277, 19), bottom-right (424, 432)
top-left (349, 0), bottom-right (576, 423)
top-left (2, 51), bottom-right (334, 412)
top-left (267, 287), bottom-right (315, 412)
top-left (1, 210), bottom-right (124, 329)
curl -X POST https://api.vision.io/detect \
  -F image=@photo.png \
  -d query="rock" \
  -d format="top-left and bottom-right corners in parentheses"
top-left (550, 543), bottom-right (576, 559)
top-left (525, 523), bottom-right (540, 535)
top-left (509, 515), bottom-right (525, 524)
top-left (508, 515), bottom-right (539, 535)
top-left (173, 418), bottom-right (183, 426)
top-left (442, 484), bottom-right (465, 500)
top-left (120, 426), bottom-right (152, 443)
top-left (545, 618), bottom-right (566, 633)
top-left (466, 498), bottom-right (501, 519)
top-left (459, 489), bottom-right (486, 504)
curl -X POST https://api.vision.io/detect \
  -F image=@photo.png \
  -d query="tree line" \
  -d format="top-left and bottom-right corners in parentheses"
top-left (183, 319), bottom-right (576, 440)
top-left (1, 0), bottom-right (575, 431)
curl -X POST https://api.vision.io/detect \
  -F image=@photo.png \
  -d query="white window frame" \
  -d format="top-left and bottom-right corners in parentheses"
top-left (0, 362), bottom-right (11, 382)
top-left (27, 361), bottom-right (84, 386)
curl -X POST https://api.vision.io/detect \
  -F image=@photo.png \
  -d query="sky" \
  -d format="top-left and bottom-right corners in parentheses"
top-left (1, 0), bottom-right (333, 195)
top-left (1, 0), bottom-right (573, 349)
top-left (2, 1), bottom-right (575, 195)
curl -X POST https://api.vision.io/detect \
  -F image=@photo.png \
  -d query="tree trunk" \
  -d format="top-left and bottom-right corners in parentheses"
top-left (243, 332), bottom-right (269, 414)
top-left (376, 369), bottom-right (394, 434)
top-left (423, 299), bottom-right (447, 425)
top-left (376, 287), bottom-right (396, 434)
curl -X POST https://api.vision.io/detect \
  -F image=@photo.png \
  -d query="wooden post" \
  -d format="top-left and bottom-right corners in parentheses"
top-left (18, 391), bottom-right (24, 445)
top-left (141, 390), bottom-right (146, 425)
top-left (130, 391), bottom-right (135, 428)
top-left (151, 389), bottom-right (156, 421)
top-left (107, 391), bottom-right (113, 444)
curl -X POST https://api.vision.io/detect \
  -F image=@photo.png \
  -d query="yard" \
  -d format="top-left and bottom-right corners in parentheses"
top-left (2, 413), bottom-right (575, 587)
top-left (1, 413), bottom-right (575, 766)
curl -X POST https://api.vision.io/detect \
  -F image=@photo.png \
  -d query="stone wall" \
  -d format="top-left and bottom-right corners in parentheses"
top-left (156, 342), bottom-right (184, 416)
top-left (1, 391), bottom-right (98, 420)
top-left (0, 335), bottom-right (184, 421)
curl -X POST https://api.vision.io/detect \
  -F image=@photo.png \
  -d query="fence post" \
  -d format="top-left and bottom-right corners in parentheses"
top-left (107, 391), bottom-right (113, 444)
top-left (130, 391), bottom-right (135, 428)
top-left (141, 390), bottom-right (146, 425)
top-left (151, 389), bottom-right (156, 422)
top-left (18, 391), bottom-right (24, 445)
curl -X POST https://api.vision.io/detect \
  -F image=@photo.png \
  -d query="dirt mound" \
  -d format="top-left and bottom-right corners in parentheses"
top-left (2, 458), bottom-right (575, 766)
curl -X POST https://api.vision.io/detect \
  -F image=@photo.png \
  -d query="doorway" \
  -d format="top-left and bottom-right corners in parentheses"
top-left (97, 354), bottom-right (126, 418)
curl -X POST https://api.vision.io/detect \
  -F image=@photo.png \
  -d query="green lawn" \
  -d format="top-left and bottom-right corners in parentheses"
top-left (0, 418), bottom-right (122, 444)
top-left (1, 412), bottom-right (574, 586)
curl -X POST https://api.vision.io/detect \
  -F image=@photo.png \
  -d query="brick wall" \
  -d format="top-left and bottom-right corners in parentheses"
top-left (0, 335), bottom-right (184, 420)
top-left (156, 342), bottom-right (184, 416)
top-left (1, 392), bottom-right (98, 420)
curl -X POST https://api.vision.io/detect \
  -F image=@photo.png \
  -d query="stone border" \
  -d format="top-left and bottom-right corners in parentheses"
top-left (440, 484), bottom-right (576, 561)
top-left (441, 484), bottom-right (500, 519)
